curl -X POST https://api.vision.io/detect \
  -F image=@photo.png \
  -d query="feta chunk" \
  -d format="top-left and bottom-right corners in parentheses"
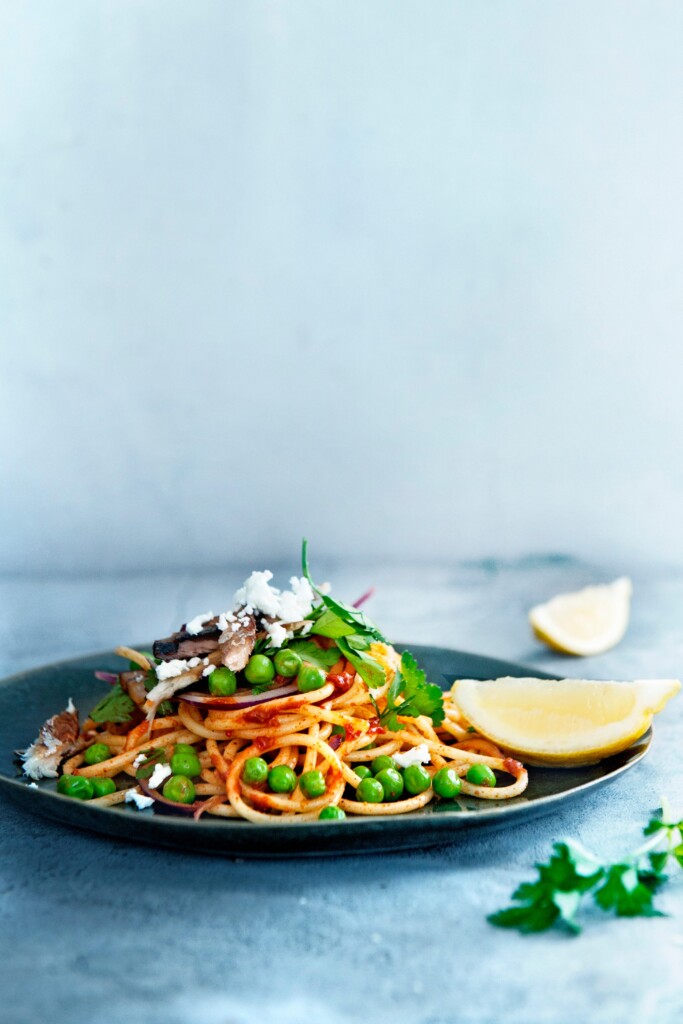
top-left (185, 611), bottom-right (215, 636)
top-left (392, 744), bottom-right (431, 768)
top-left (147, 762), bottom-right (172, 790)
top-left (232, 571), bottom-right (315, 623)
top-left (125, 788), bottom-right (155, 810)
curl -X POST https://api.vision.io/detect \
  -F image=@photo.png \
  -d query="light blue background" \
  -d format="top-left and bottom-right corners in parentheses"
top-left (3, 1), bottom-right (683, 573)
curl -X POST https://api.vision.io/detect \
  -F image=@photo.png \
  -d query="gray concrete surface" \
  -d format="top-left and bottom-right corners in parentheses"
top-left (2, 558), bottom-right (683, 1024)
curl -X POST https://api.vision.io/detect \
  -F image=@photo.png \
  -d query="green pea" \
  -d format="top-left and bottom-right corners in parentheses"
top-left (162, 775), bottom-right (196, 804)
top-left (300, 770), bottom-right (327, 799)
top-left (273, 649), bottom-right (302, 678)
top-left (174, 743), bottom-right (197, 755)
top-left (403, 764), bottom-right (431, 795)
top-left (354, 765), bottom-right (373, 781)
top-left (356, 777), bottom-right (384, 803)
top-left (209, 666), bottom-right (237, 696)
top-left (297, 663), bottom-right (327, 693)
top-left (244, 655), bottom-right (275, 686)
top-left (466, 764), bottom-right (497, 788)
top-left (57, 775), bottom-right (94, 800)
top-left (91, 777), bottom-right (117, 798)
top-left (375, 767), bottom-right (404, 802)
top-left (83, 743), bottom-right (111, 766)
top-left (243, 756), bottom-right (269, 785)
top-left (371, 754), bottom-right (398, 775)
top-left (319, 806), bottom-right (346, 820)
top-left (268, 765), bottom-right (297, 793)
top-left (170, 749), bottom-right (201, 778)
top-left (432, 767), bottom-right (462, 799)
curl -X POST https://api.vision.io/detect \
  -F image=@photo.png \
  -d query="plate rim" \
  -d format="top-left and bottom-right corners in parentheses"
top-left (0, 645), bottom-right (652, 854)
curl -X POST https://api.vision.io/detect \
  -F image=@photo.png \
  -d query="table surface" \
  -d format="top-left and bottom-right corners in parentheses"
top-left (3, 558), bottom-right (683, 1024)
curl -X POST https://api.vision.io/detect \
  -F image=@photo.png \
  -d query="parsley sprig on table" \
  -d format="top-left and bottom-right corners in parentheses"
top-left (489, 801), bottom-right (683, 934)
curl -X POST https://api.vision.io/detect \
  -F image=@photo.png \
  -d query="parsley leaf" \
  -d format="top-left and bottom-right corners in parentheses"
top-left (489, 805), bottom-right (683, 935)
top-left (287, 640), bottom-right (342, 672)
top-left (593, 865), bottom-right (664, 917)
top-left (310, 609), bottom-right (356, 639)
top-left (337, 637), bottom-right (386, 690)
top-left (380, 650), bottom-right (445, 731)
top-left (301, 539), bottom-right (385, 642)
top-left (135, 748), bottom-right (169, 780)
top-left (89, 683), bottom-right (135, 724)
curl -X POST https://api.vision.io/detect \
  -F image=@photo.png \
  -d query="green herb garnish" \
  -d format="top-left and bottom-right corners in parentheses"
top-left (287, 640), bottom-right (342, 672)
top-left (135, 747), bottom-right (168, 780)
top-left (489, 801), bottom-right (683, 934)
top-left (89, 683), bottom-right (135, 724)
top-left (379, 650), bottom-right (445, 732)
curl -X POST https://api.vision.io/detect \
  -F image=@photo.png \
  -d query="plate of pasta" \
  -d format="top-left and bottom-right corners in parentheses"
top-left (0, 545), bottom-right (652, 856)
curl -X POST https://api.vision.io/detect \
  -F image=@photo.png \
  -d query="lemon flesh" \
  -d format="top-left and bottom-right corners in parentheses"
top-left (530, 577), bottom-right (632, 656)
top-left (451, 676), bottom-right (680, 766)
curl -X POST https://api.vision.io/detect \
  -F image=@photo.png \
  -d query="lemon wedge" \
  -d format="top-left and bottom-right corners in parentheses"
top-left (451, 676), bottom-right (680, 766)
top-left (529, 577), bottom-right (632, 656)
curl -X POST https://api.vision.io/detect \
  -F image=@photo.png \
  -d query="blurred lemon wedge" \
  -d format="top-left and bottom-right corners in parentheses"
top-left (530, 577), bottom-right (632, 656)
top-left (451, 676), bottom-right (680, 766)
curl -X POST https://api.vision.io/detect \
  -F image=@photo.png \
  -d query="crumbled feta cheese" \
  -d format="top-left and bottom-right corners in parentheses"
top-left (185, 611), bottom-right (215, 636)
top-left (299, 621), bottom-right (313, 636)
top-left (125, 788), bottom-right (155, 810)
top-left (155, 658), bottom-right (201, 681)
top-left (264, 620), bottom-right (291, 649)
top-left (392, 744), bottom-right (431, 768)
top-left (133, 753), bottom-right (146, 769)
top-left (66, 697), bottom-right (76, 714)
top-left (147, 762), bottom-right (172, 790)
top-left (202, 664), bottom-right (216, 677)
top-left (28, 782), bottom-right (38, 789)
top-left (233, 570), bottom-right (315, 623)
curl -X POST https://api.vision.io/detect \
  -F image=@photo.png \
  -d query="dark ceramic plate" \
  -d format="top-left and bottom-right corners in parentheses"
top-left (0, 645), bottom-right (650, 858)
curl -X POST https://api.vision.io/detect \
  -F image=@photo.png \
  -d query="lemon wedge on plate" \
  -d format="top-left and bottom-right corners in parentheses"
top-left (451, 676), bottom-right (680, 766)
top-left (529, 577), bottom-right (632, 656)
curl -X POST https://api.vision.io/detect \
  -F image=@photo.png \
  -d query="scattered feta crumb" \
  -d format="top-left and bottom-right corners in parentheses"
top-left (392, 744), bottom-right (431, 768)
top-left (299, 621), bottom-right (314, 636)
top-left (264, 620), bottom-right (292, 649)
top-left (125, 788), bottom-right (155, 810)
top-left (147, 762), bottom-right (172, 790)
top-left (202, 664), bottom-right (216, 677)
top-left (185, 611), bottom-right (214, 635)
top-left (233, 570), bottom-right (314, 623)
top-left (28, 782), bottom-right (38, 789)
top-left (154, 657), bottom-right (201, 682)
top-left (133, 753), bottom-right (146, 768)
top-left (66, 697), bottom-right (76, 714)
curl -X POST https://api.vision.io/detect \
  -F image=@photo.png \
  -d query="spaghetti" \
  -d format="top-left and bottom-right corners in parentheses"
top-left (21, 546), bottom-right (529, 821)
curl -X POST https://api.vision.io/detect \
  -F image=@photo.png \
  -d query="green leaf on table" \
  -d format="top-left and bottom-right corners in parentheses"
top-left (593, 865), bottom-right (664, 917)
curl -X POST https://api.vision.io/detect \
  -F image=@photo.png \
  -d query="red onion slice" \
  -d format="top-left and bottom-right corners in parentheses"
top-left (94, 671), bottom-right (119, 685)
top-left (352, 587), bottom-right (376, 609)
top-left (178, 682), bottom-right (299, 710)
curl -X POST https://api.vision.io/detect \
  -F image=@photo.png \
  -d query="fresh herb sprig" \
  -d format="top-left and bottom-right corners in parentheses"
top-left (380, 651), bottom-right (445, 732)
top-left (301, 539), bottom-right (387, 695)
top-left (90, 683), bottom-right (136, 724)
top-left (489, 801), bottom-right (683, 935)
